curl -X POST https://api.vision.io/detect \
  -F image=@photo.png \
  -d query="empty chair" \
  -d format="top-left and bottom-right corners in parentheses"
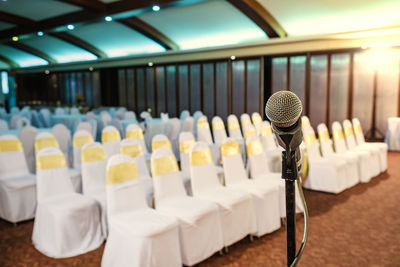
top-left (189, 142), bottom-right (257, 247)
top-left (120, 138), bottom-right (153, 207)
top-left (259, 121), bottom-right (281, 172)
top-left (352, 118), bottom-right (387, 171)
top-left (55, 107), bottom-right (65, 115)
top-left (70, 107), bottom-right (80, 115)
top-left (101, 154), bottom-right (181, 267)
top-left (246, 135), bottom-right (304, 217)
top-left (227, 115), bottom-right (243, 140)
top-left (35, 132), bottom-right (81, 192)
top-left (102, 126), bottom-right (121, 158)
top-left (152, 134), bottom-right (172, 152)
top-left (151, 148), bottom-right (223, 266)
top-left (124, 111), bottom-right (136, 120)
top-left (0, 119), bottom-right (8, 131)
top-left (182, 116), bottom-right (194, 134)
top-left (243, 124), bottom-right (257, 140)
top-left (193, 111), bottom-right (204, 135)
top-left (332, 121), bottom-right (374, 183)
top-left (240, 113), bottom-right (252, 130)
top-left (39, 109), bottom-right (52, 128)
top-left (251, 112), bottom-right (263, 135)
top-left (86, 111), bottom-right (96, 120)
top-left (32, 147), bottom-right (103, 258)
top-left (10, 115), bottom-right (27, 130)
top-left (166, 118), bottom-right (181, 160)
top-left (317, 123), bottom-right (360, 188)
top-left (87, 119), bottom-right (98, 139)
top-left (180, 110), bottom-right (190, 121)
top-left (99, 112), bottom-right (112, 131)
top-left (111, 118), bottom-right (124, 139)
top-left (140, 111), bottom-right (151, 121)
top-left (126, 123), bottom-right (149, 155)
top-left (81, 142), bottom-right (108, 237)
top-left (30, 110), bottom-right (44, 128)
top-left (114, 110), bottom-right (124, 120)
top-left (76, 122), bottom-right (93, 137)
top-left (11, 106), bottom-right (20, 114)
top-left (19, 126), bottom-right (38, 173)
top-left (52, 124), bottom-right (72, 166)
top-left (221, 138), bottom-right (281, 236)
top-left (0, 135), bottom-right (36, 223)
top-left (72, 130), bottom-right (94, 169)
top-left (197, 116), bottom-right (213, 144)
top-left (212, 116), bottom-right (227, 144)
top-left (302, 127), bottom-right (348, 193)
top-left (179, 132), bottom-right (197, 195)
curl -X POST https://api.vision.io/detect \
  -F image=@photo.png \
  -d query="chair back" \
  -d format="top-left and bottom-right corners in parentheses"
top-left (352, 118), bottom-right (365, 145)
top-left (251, 112), bottom-right (263, 135)
top-left (70, 107), bottom-right (80, 115)
top-left (120, 138), bottom-right (149, 177)
top-left (180, 110), bottom-right (190, 121)
top-left (102, 125), bottom-right (121, 158)
top-left (212, 116), bottom-right (227, 144)
top-left (220, 138), bottom-right (247, 185)
top-left (152, 134), bottom-right (172, 152)
top-left (179, 132), bottom-right (195, 173)
top-left (166, 118), bottom-right (181, 159)
top-left (317, 123), bottom-right (335, 157)
top-left (302, 127), bottom-right (322, 161)
top-left (52, 124), bottom-right (71, 161)
top-left (259, 121), bottom-right (277, 151)
top-left (246, 136), bottom-right (272, 178)
top-left (197, 116), bottom-right (213, 144)
top-left (39, 109), bottom-right (52, 127)
top-left (227, 114), bottom-right (243, 140)
top-left (0, 135), bottom-right (30, 177)
top-left (111, 118), bottom-right (124, 138)
top-left (0, 119), bottom-right (8, 131)
top-left (301, 116), bottom-right (311, 129)
top-left (86, 111), bottom-right (96, 120)
top-left (124, 111), bottom-right (136, 120)
top-left (240, 113), bottom-right (252, 129)
top-left (55, 107), bottom-right (65, 115)
top-left (34, 132), bottom-right (59, 154)
top-left (19, 126), bottom-right (38, 173)
top-left (126, 124), bottom-right (148, 154)
top-left (81, 142), bottom-right (107, 195)
top-left (243, 124), bottom-right (257, 140)
top-left (331, 121), bottom-right (348, 153)
top-left (343, 120), bottom-right (357, 149)
top-left (182, 116), bottom-right (194, 133)
top-left (76, 122), bottom-right (93, 137)
top-left (73, 130), bottom-right (94, 169)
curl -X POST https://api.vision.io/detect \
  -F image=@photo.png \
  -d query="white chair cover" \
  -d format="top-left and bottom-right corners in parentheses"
top-left (10, 115), bottom-right (28, 130)
top-left (152, 134), bottom-right (172, 152)
top-left (227, 114), bottom-right (243, 140)
top-left (124, 111), bottom-right (136, 120)
top-left (115, 110), bottom-right (124, 120)
top-left (212, 116), bottom-right (227, 144)
top-left (76, 122), bottom-right (93, 137)
top-left (197, 116), bottom-right (213, 144)
top-left (11, 106), bottom-right (20, 114)
top-left (192, 111), bottom-right (203, 135)
top-left (111, 118), bottom-right (124, 139)
top-left (166, 118), bottom-right (181, 160)
top-left (55, 107), bottom-right (65, 115)
top-left (0, 119), bottom-right (8, 130)
top-left (18, 126), bottom-right (38, 173)
top-left (189, 142), bottom-right (257, 247)
top-left (246, 135), bottom-right (304, 217)
top-left (72, 130), bottom-right (94, 169)
top-left (102, 154), bottom-right (181, 267)
top-left (240, 113), bottom-right (252, 130)
top-left (39, 109), bottom-right (52, 128)
top-left (126, 124), bottom-right (148, 155)
top-left (178, 132), bottom-right (197, 195)
top-left (81, 142), bottom-right (108, 237)
top-left (102, 126), bottom-right (121, 158)
top-left (182, 116), bottom-right (194, 134)
top-left (332, 121), bottom-right (374, 183)
top-left (140, 111), bottom-right (151, 120)
top-left (120, 138), bottom-right (153, 207)
top-left (251, 112), bottom-right (263, 135)
top-left (51, 124), bottom-right (71, 166)
top-left (151, 148), bottom-right (223, 265)
top-left (70, 107), bottom-right (80, 115)
top-left (0, 135), bottom-right (36, 223)
top-left (352, 118), bottom-right (387, 171)
top-left (259, 121), bottom-right (282, 172)
top-left (180, 110), bottom-right (190, 121)
top-left (86, 111), bottom-right (96, 120)
top-left (100, 112), bottom-right (112, 131)
top-left (32, 147), bottom-right (103, 258)
top-left (221, 138), bottom-right (281, 236)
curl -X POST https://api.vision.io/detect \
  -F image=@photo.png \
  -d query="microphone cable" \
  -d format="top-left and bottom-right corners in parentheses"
top-left (290, 176), bottom-right (309, 267)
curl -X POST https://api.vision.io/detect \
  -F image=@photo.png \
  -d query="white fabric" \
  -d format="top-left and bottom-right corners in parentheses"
top-left (221, 138), bottom-right (281, 236)
top-left (180, 110), bottom-right (190, 121)
top-left (111, 118), bottom-right (124, 139)
top-left (189, 142), bottom-right (257, 246)
top-left (182, 116), bottom-right (194, 134)
top-left (0, 135), bottom-right (36, 223)
top-left (55, 107), bottom-right (65, 115)
top-left (76, 122), bottom-right (93, 137)
top-left (332, 121), bottom-right (374, 183)
top-left (0, 119), bottom-right (8, 130)
top-left (259, 121), bottom-right (282, 173)
top-left (18, 126), bottom-right (38, 174)
top-left (102, 126), bottom-right (121, 158)
top-left (70, 107), bottom-right (80, 115)
top-left (251, 112), bottom-right (263, 135)
top-left (102, 154), bottom-right (181, 267)
top-left (124, 111), bottom-right (136, 120)
top-left (72, 130), bottom-right (93, 169)
top-left (32, 147), bottom-right (103, 258)
top-left (166, 118), bottom-right (181, 161)
top-left (196, 116), bottom-right (213, 144)
top-left (40, 109), bottom-right (52, 128)
top-left (126, 123), bottom-right (148, 155)
top-left (52, 124), bottom-right (71, 166)
top-left (227, 114), bottom-right (243, 140)
top-left (86, 111), bottom-right (96, 120)
top-left (386, 117), bottom-right (400, 150)
top-left (151, 148), bottom-right (223, 266)
top-left (212, 116), bottom-right (227, 144)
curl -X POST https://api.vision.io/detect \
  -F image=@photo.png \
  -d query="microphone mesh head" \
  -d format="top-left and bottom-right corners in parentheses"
top-left (265, 91), bottom-right (303, 128)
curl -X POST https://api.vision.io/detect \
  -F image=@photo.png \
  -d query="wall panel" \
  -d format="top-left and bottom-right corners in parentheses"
top-left (146, 67), bottom-right (155, 113)
top-left (156, 66), bottom-right (166, 116)
top-left (309, 55), bottom-right (328, 129)
top-left (202, 63), bottom-right (215, 118)
top-left (126, 69), bottom-right (135, 111)
top-left (246, 59), bottom-right (261, 115)
top-left (289, 56), bottom-right (306, 112)
top-left (136, 68), bottom-right (146, 112)
top-left (232, 60), bottom-right (245, 117)
top-left (272, 57), bottom-right (287, 93)
top-left (190, 64), bottom-right (201, 113)
top-left (216, 62), bottom-right (228, 120)
top-left (166, 65), bottom-right (177, 117)
top-left (178, 65), bottom-right (189, 111)
top-left (118, 69), bottom-right (126, 107)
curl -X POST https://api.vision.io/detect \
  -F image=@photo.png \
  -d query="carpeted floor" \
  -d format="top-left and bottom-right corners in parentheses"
top-left (1, 153), bottom-right (399, 267)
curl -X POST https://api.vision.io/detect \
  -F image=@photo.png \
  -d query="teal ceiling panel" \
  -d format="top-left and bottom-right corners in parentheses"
top-left (0, 0), bottom-right (81, 21)
top-left (0, 61), bottom-right (10, 69)
top-left (0, 44), bottom-right (48, 67)
top-left (0, 21), bottom-right (14, 31)
top-left (69, 21), bottom-right (165, 57)
top-left (138, 0), bottom-right (267, 50)
top-left (21, 35), bottom-right (97, 63)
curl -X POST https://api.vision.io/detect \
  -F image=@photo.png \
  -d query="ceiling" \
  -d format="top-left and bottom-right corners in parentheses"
top-left (0, 0), bottom-right (399, 70)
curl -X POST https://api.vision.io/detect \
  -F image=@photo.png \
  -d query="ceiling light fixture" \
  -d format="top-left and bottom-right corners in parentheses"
top-left (67, 24), bottom-right (75, 30)
top-left (148, 62), bottom-right (154, 67)
top-left (12, 36), bottom-right (18, 42)
top-left (152, 5), bottom-right (160, 12)
top-left (44, 70), bottom-right (50, 75)
top-left (361, 45), bottom-right (368, 49)
top-left (37, 31), bottom-right (44, 37)
top-left (89, 67), bottom-right (94, 71)
top-left (105, 16), bottom-right (112, 22)
top-left (230, 55), bottom-right (236, 60)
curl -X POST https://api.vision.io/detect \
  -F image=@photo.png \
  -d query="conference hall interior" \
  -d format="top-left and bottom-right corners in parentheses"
top-left (0, 0), bottom-right (399, 266)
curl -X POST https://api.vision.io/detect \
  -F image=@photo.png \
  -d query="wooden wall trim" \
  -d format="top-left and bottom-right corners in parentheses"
top-left (347, 52), bottom-right (354, 119)
top-left (305, 53), bottom-right (311, 116)
top-left (244, 59), bottom-right (248, 113)
top-left (213, 62), bottom-right (217, 116)
top-left (286, 56), bottom-right (290, 90)
top-left (326, 54), bottom-right (332, 125)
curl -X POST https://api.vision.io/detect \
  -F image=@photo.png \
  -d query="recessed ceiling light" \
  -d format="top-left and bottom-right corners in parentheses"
top-left (37, 31), bottom-right (44, 37)
top-left (89, 67), bottom-right (94, 71)
top-left (12, 36), bottom-right (18, 42)
top-left (44, 70), bottom-right (50, 75)
top-left (148, 62), bottom-right (153, 67)
top-left (152, 5), bottom-right (160, 12)
top-left (361, 45), bottom-right (368, 49)
top-left (230, 55), bottom-right (236, 60)
top-left (67, 24), bottom-right (75, 30)
top-left (105, 16), bottom-right (112, 22)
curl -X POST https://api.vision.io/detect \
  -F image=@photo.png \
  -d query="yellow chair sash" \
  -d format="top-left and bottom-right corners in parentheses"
top-left (81, 147), bottom-right (107, 163)
top-left (246, 139), bottom-right (264, 156)
top-left (252, 115), bottom-right (262, 124)
top-left (244, 128), bottom-right (256, 139)
top-left (304, 134), bottom-right (317, 145)
top-left (228, 120), bottom-right (239, 130)
top-left (302, 119), bottom-right (310, 128)
top-left (332, 130), bottom-right (344, 140)
top-left (152, 140), bottom-right (172, 152)
top-left (121, 144), bottom-right (143, 158)
top-left (73, 135), bottom-right (94, 148)
top-left (37, 154), bottom-right (66, 170)
top-left (190, 149), bottom-right (213, 166)
top-left (260, 125), bottom-right (272, 136)
top-left (212, 121), bottom-right (225, 130)
top-left (221, 141), bottom-right (240, 157)
top-left (35, 137), bottom-right (59, 152)
top-left (126, 129), bottom-right (144, 139)
top-left (241, 119), bottom-right (251, 127)
top-left (354, 124), bottom-right (362, 134)
top-left (179, 140), bottom-right (195, 154)
top-left (344, 127), bottom-right (354, 137)
top-left (318, 130), bottom-right (330, 142)
top-left (102, 130), bottom-right (121, 142)
top-left (0, 139), bottom-right (23, 152)
top-left (197, 120), bottom-right (210, 129)
top-left (107, 161), bottom-right (139, 184)
top-left (151, 155), bottom-right (179, 176)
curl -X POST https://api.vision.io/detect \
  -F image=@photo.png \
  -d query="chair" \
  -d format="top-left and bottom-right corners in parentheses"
top-left (212, 116), bottom-right (227, 144)
top-left (30, 110), bottom-right (44, 128)
top-left (124, 111), bottom-right (136, 120)
top-left (140, 111), bottom-right (151, 121)
top-left (227, 114), bottom-right (243, 140)
top-left (0, 135), bottom-right (36, 223)
top-left (86, 111), bottom-right (96, 120)
top-left (101, 154), bottom-right (181, 267)
top-left (70, 107), bottom-right (80, 115)
top-left (126, 124), bottom-right (149, 155)
top-left (352, 118), bottom-right (387, 171)
top-left (115, 110), bottom-right (124, 120)
top-left (221, 138), bottom-right (281, 236)
top-left (197, 116), bottom-right (213, 144)
top-left (55, 107), bottom-right (65, 115)
top-left (76, 122), bottom-right (93, 137)
top-left (52, 124), bottom-right (72, 166)
top-left (81, 142), bottom-right (108, 237)
top-left (34, 132), bottom-right (81, 192)
top-left (240, 113), bottom-right (252, 130)
top-left (243, 124), bottom-right (257, 140)
top-left (72, 130), bottom-right (94, 169)
top-left (102, 126), bottom-right (121, 158)
top-left (151, 148), bottom-right (223, 265)
top-left (193, 111), bottom-right (203, 135)
top-left (332, 121), bottom-right (374, 183)
top-left (0, 119), bottom-right (8, 130)
top-left (32, 147), bottom-right (103, 258)
top-left (19, 126), bottom-right (38, 173)
top-left (251, 112), bottom-right (263, 135)
top-left (178, 132), bottom-right (197, 195)
top-left (10, 115), bottom-right (26, 130)
top-left (302, 127), bottom-right (348, 193)
top-left (11, 106), bottom-right (19, 114)
top-left (99, 112), bottom-right (112, 132)
top-left (111, 118), bottom-right (124, 139)
top-left (180, 110), bottom-right (190, 121)
top-left (246, 135), bottom-right (304, 217)
top-left (317, 123), bottom-right (360, 188)
top-left (182, 116), bottom-right (194, 134)
top-left (39, 109), bottom-right (52, 128)
top-left (189, 142), bottom-right (257, 247)
top-left (120, 138), bottom-right (153, 207)
top-left (259, 121), bottom-right (282, 172)
top-left (166, 118), bottom-right (181, 160)
top-left (152, 134), bottom-right (172, 152)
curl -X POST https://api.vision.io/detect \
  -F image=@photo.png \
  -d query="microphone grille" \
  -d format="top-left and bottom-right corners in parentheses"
top-left (265, 91), bottom-right (303, 128)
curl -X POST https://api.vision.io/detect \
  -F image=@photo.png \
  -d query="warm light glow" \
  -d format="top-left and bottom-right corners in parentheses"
top-left (56, 53), bottom-right (97, 63)
top-left (1, 71), bottom-right (9, 94)
top-left (152, 5), bottom-right (160, 12)
top-left (12, 36), bottom-right (18, 42)
top-left (89, 66), bottom-right (94, 71)
top-left (230, 55), bottom-right (236, 60)
top-left (105, 16), bottom-right (112, 22)
top-left (364, 48), bottom-right (399, 70)
top-left (148, 62), bottom-right (153, 67)
top-left (361, 45), bottom-right (368, 49)
top-left (44, 70), bottom-right (50, 74)
top-left (37, 31), bottom-right (44, 37)
top-left (67, 24), bottom-right (75, 30)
